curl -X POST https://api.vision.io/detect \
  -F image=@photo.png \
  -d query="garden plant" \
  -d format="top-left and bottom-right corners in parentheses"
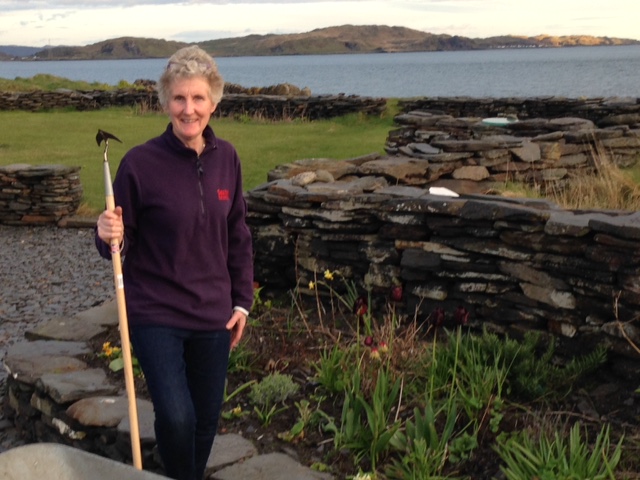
top-left (93, 271), bottom-right (639, 479)
top-left (3, 76), bottom-right (640, 478)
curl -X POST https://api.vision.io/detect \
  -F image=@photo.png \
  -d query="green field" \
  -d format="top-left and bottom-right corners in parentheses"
top-left (0, 105), bottom-right (398, 213)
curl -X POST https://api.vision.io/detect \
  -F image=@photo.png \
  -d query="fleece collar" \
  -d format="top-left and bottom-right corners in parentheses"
top-left (162, 123), bottom-right (218, 157)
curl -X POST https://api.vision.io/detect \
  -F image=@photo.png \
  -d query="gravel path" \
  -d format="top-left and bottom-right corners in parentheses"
top-left (0, 224), bottom-right (113, 452)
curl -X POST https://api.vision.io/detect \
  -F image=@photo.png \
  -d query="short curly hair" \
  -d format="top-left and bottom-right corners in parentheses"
top-left (157, 46), bottom-right (224, 108)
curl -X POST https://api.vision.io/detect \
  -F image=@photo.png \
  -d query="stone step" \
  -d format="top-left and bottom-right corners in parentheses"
top-left (2, 299), bottom-right (334, 479)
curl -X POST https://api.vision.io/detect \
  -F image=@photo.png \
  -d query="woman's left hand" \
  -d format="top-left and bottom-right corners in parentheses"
top-left (226, 310), bottom-right (247, 349)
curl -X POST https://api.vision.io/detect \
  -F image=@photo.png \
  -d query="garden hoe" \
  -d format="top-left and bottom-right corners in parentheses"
top-left (96, 129), bottom-right (143, 470)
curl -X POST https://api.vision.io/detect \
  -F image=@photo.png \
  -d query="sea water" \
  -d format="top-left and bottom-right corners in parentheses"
top-left (1, 45), bottom-right (639, 98)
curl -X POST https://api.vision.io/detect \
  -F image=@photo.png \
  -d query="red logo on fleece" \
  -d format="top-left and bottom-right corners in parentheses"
top-left (217, 189), bottom-right (230, 201)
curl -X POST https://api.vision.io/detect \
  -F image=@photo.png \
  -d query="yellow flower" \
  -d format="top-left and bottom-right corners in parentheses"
top-left (232, 406), bottom-right (242, 416)
top-left (101, 341), bottom-right (122, 359)
top-left (323, 270), bottom-right (334, 281)
top-left (308, 281), bottom-right (316, 290)
top-left (101, 342), bottom-right (115, 357)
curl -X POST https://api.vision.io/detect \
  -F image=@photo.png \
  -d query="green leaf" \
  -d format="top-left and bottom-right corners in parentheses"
top-left (109, 357), bottom-right (124, 372)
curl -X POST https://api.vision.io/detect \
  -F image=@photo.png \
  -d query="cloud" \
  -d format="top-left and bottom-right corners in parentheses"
top-left (0, 0), bottom-right (370, 9)
top-left (1, 0), bottom-right (638, 47)
top-left (171, 28), bottom-right (247, 43)
top-left (48, 11), bottom-right (74, 21)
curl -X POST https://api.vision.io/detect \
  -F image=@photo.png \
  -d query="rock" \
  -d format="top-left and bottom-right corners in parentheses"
top-left (358, 157), bottom-right (430, 184)
top-left (601, 136), bottom-right (640, 149)
top-left (267, 158), bottom-right (358, 181)
top-left (451, 165), bottom-right (490, 181)
top-left (66, 396), bottom-right (153, 428)
top-left (431, 139), bottom-right (499, 152)
top-left (206, 434), bottom-right (258, 474)
top-left (598, 113), bottom-right (640, 127)
top-left (510, 141), bottom-right (541, 163)
top-left (290, 171), bottom-right (317, 187)
top-left (211, 452), bottom-right (334, 480)
top-left (314, 170), bottom-right (335, 183)
top-left (407, 142), bottom-right (441, 155)
top-left (520, 283), bottom-right (576, 310)
top-left (4, 355), bottom-right (88, 386)
top-left (589, 211), bottom-right (640, 240)
top-left (548, 117), bottom-right (596, 130)
top-left (36, 368), bottom-right (119, 404)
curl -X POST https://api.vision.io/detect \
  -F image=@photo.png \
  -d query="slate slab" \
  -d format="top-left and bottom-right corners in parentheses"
top-left (26, 299), bottom-right (118, 342)
top-left (206, 433), bottom-right (258, 474)
top-left (211, 452), bottom-right (333, 480)
top-left (67, 396), bottom-right (154, 429)
top-left (0, 443), bottom-right (166, 480)
top-left (37, 368), bottom-right (119, 404)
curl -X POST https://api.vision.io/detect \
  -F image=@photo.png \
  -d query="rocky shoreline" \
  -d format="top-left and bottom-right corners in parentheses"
top-left (0, 223), bottom-right (112, 453)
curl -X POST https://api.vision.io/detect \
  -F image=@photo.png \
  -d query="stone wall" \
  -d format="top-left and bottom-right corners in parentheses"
top-left (2, 96), bottom-right (640, 366)
top-left (0, 164), bottom-right (82, 225)
top-left (3, 302), bottom-right (183, 474)
top-left (397, 96), bottom-right (640, 124)
top-left (0, 89), bottom-right (386, 120)
top-left (247, 156), bottom-right (640, 366)
top-left (385, 105), bottom-right (640, 195)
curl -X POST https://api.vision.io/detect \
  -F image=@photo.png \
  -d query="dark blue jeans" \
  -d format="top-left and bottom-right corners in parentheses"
top-left (130, 326), bottom-right (230, 480)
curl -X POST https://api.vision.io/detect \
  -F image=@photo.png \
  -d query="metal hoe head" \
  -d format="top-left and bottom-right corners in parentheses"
top-left (96, 129), bottom-right (122, 162)
top-left (96, 129), bottom-right (122, 146)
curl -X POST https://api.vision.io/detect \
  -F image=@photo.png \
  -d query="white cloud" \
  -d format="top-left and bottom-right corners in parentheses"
top-left (0, 0), bottom-right (638, 47)
top-left (0, 0), bottom-right (368, 8)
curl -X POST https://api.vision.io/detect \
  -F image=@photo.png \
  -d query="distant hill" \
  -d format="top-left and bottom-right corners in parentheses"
top-left (199, 25), bottom-right (640, 56)
top-left (15, 37), bottom-right (189, 61)
top-left (2, 25), bottom-right (638, 61)
top-left (0, 45), bottom-right (42, 57)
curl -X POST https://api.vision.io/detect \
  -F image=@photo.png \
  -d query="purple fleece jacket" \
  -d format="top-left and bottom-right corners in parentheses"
top-left (96, 124), bottom-right (254, 331)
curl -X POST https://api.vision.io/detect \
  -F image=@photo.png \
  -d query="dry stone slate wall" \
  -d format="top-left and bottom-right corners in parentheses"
top-left (0, 88), bottom-right (386, 120)
top-left (386, 98), bottom-right (640, 194)
top-left (247, 156), bottom-right (640, 368)
top-left (0, 164), bottom-right (82, 225)
top-left (397, 96), bottom-right (640, 124)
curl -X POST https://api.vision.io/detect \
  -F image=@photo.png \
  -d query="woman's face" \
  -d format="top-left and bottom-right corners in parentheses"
top-left (165, 76), bottom-right (216, 148)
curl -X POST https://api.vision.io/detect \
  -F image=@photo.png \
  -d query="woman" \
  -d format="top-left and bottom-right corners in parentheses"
top-left (96, 46), bottom-right (254, 480)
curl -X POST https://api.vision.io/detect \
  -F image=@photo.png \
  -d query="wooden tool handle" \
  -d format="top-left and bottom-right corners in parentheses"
top-left (103, 160), bottom-right (143, 470)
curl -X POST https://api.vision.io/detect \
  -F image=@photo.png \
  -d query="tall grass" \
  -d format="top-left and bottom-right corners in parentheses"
top-left (548, 143), bottom-right (640, 211)
top-left (0, 105), bottom-right (397, 213)
top-left (499, 143), bottom-right (640, 212)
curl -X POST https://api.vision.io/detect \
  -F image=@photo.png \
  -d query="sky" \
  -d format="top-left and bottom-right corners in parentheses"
top-left (1, 0), bottom-right (639, 48)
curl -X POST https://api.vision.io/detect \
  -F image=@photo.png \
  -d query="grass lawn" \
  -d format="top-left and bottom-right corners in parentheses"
top-left (0, 105), bottom-right (398, 213)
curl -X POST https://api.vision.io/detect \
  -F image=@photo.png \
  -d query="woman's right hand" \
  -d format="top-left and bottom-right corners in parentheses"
top-left (97, 206), bottom-right (124, 245)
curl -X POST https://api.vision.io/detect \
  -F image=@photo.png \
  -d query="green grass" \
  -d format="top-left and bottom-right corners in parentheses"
top-left (0, 104), bottom-right (398, 213)
top-left (0, 73), bottom-right (115, 92)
